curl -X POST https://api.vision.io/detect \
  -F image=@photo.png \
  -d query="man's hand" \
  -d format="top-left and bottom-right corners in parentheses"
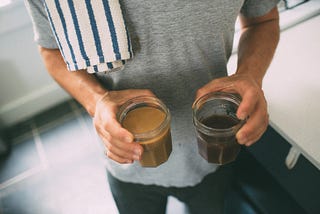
top-left (93, 89), bottom-right (155, 164)
top-left (195, 6), bottom-right (279, 147)
top-left (195, 74), bottom-right (269, 146)
top-left (39, 47), bottom-right (156, 164)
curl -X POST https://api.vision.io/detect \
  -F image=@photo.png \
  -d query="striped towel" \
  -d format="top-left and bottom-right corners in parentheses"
top-left (43, 0), bottom-right (133, 73)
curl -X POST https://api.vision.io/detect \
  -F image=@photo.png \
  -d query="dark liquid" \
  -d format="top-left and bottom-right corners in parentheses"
top-left (197, 115), bottom-right (241, 165)
top-left (202, 115), bottom-right (239, 129)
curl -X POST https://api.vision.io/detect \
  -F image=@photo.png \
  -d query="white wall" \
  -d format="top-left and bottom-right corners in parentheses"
top-left (0, 1), bottom-right (70, 127)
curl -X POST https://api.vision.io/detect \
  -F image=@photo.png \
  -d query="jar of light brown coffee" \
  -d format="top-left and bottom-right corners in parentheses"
top-left (117, 96), bottom-right (172, 167)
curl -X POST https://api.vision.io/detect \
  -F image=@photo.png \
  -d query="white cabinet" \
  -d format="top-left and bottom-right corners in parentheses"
top-left (0, 1), bottom-right (69, 127)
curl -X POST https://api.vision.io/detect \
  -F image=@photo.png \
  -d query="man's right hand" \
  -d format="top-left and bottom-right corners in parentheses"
top-left (39, 48), bottom-right (152, 164)
top-left (93, 89), bottom-right (155, 164)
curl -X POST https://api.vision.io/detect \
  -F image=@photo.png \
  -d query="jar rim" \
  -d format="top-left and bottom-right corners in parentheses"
top-left (192, 92), bottom-right (245, 135)
top-left (117, 96), bottom-right (171, 140)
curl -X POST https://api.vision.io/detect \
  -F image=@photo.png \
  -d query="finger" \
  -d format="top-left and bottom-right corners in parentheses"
top-left (99, 129), bottom-right (142, 160)
top-left (97, 128), bottom-right (143, 162)
top-left (96, 106), bottom-right (133, 142)
top-left (236, 89), bottom-right (260, 120)
top-left (105, 149), bottom-right (134, 164)
top-left (104, 135), bottom-right (143, 161)
top-left (236, 103), bottom-right (269, 146)
top-left (107, 120), bottom-right (134, 143)
top-left (195, 77), bottom-right (234, 99)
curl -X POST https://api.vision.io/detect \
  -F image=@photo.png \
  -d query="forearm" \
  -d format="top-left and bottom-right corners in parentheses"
top-left (236, 7), bottom-right (280, 87)
top-left (39, 47), bottom-right (107, 116)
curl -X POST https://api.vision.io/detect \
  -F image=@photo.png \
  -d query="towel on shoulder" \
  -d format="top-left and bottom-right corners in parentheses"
top-left (43, 0), bottom-right (133, 73)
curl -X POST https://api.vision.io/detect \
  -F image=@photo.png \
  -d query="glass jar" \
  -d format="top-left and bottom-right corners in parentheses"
top-left (117, 96), bottom-right (172, 167)
top-left (192, 92), bottom-right (245, 165)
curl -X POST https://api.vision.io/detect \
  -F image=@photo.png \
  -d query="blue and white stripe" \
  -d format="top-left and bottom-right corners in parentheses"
top-left (43, 0), bottom-right (133, 73)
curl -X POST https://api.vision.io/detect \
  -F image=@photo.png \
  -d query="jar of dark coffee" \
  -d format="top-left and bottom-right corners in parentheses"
top-left (117, 96), bottom-right (172, 167)
top-left (192, 92), bottom-right (245, 165)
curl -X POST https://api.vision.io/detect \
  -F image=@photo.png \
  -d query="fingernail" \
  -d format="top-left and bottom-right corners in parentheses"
top-left (237, 132), bottom-right (247, 144)
top-left (133, 155), bottom-right (140, 160)
top-left (125, 136), bottom-right (133, 143)
top-left (238, 112), bottom-right (247, 120)
top-left (126, 159), bottom-right (134, 164)
top-left (134, 148), bottom-right (142, 156)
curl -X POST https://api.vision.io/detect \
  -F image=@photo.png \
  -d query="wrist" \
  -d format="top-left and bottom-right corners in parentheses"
top-left (76, 76), bottom-right (108, 117)
top-left (86, 90), bottom-right (108, 117)
top-left (235, 67), bottom-right (264, 88)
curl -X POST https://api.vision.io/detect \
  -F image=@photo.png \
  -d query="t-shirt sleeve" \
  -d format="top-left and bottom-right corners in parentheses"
top-left (25, 0), bottom-right (59, 49)
top-left (240, 0), bottom-right (280, 18)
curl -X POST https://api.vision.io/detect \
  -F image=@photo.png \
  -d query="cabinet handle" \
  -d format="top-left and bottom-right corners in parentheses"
top-left (285, 147), bottom-right (301, 169)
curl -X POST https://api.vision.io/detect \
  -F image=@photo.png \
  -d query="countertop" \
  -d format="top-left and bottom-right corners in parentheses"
top-left (228, 7), bottom-right (320, 170)
top-left (263, 15), bottom-right (320, 170)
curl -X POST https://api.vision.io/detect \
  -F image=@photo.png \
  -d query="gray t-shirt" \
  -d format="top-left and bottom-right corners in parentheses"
top-left (25, 0), bottom-right (278, 187)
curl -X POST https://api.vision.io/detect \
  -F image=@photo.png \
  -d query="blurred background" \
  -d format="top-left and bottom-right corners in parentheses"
top-left (0, 0), bottom-right (320, 213)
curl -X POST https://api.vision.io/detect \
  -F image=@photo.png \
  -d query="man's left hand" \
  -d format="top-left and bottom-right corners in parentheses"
top-left (195, 74), bottom-right (269, 146)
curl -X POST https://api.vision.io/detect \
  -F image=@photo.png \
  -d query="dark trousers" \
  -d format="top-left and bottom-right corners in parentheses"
top-left (107, 165), bottom-right (234, 214)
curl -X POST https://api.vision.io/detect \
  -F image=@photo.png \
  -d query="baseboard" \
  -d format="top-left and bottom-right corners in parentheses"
top-left (0, 83), bottom-right (70, 127)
